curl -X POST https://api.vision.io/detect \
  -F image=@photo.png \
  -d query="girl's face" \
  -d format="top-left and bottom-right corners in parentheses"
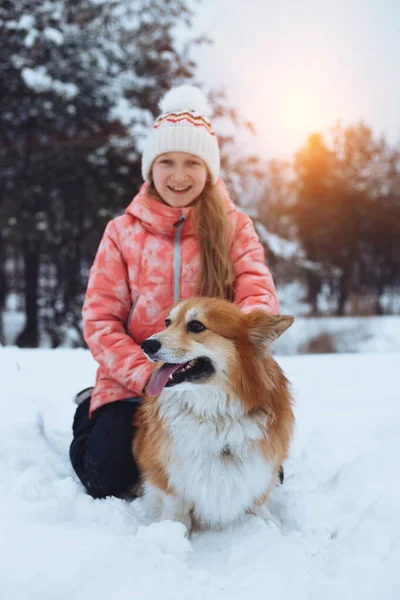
top-left (151, 152), bottom-right (208, 207)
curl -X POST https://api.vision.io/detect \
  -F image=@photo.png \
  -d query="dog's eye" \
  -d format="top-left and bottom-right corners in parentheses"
top-left (165, 318), bottom-right (171, 328)
top-left (187, 320), bottom-right (206, 334)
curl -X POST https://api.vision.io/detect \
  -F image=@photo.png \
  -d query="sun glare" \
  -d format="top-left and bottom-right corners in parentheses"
top-left (246, 71), bottom-right (343, 158)
top-left (281, 93), bottom-right (324, 137)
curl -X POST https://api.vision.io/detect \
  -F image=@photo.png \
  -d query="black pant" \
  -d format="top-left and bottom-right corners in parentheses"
top-left (69, 397), bottom-right (142, 499)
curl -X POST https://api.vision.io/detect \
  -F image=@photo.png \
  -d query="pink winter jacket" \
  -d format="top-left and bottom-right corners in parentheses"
top-left (83, 180), bottom-right (279, 416)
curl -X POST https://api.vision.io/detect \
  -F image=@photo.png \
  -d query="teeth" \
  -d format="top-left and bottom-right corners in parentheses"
top-left (169, 186), bottom-right (190, 192)
top-left (169, 359), bottom-right (197, 379)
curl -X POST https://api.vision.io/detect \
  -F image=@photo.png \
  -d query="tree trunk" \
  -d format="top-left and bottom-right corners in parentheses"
top-left (336, 270), bottom-right (350, 316)
top-left (0, 232), bottom-right (6, 345)
top-left (16, 239), bottom-right (40, 347)
top-left (305, 270), bottom-right (321, 315)
top-left (374, 279), bottom-right (385, 315)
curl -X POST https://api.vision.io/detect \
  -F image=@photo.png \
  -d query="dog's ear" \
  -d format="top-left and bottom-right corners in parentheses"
top-left (247, 311), bottom-right (294, 349)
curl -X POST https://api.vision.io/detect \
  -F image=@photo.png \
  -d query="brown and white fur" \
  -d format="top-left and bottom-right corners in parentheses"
top-left (133, 297), bottom-right (294, 534)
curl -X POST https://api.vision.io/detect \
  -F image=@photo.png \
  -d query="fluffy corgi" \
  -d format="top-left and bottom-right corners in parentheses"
top-left (133, 297), bottom-right (294, 534)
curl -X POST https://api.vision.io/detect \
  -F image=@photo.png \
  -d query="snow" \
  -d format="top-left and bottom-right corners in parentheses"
top-left (24, 29), bottom-right (38, 48)
top-left (255, 223), bottom-right (302, 260)
top-left (21, 66), bottom-right (79, 100)
top-left (43, 27), bottom-right (64, 46)
top-left (109, 98), bottom-right (147, 127)
top-left (274, 315), bottom-right (400, 354)
top-left (6, 15), bottom-right (35, 30)
top-left (4, 304), bottom-right (400, 355)
top-left (1, 347), bottom-right (399, 599)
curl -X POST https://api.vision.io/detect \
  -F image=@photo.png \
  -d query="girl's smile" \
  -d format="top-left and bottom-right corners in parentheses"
top-left (152, 151), bottom-right (208, 207)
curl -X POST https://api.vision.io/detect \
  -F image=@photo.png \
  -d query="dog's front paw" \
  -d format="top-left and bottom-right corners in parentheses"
top-left (178, 512), bottom-right (193, 538)
top-left (249, 503), bottom-right (280, 528)
top-left (136, 520), bottom-right (192, 558)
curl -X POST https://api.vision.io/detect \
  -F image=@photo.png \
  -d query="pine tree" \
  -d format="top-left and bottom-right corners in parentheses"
top-left (292, 124), bottom-right (400, 315)
top-left (0, 0), bottom-right (202, 346)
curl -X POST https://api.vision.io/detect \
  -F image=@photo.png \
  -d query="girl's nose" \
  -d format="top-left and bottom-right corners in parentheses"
top-left (171, 166), bottom-right (187, 181)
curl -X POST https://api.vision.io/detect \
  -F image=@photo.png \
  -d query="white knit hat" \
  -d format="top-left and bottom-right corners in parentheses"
top-left (141, 85), bottom-right (220, 184)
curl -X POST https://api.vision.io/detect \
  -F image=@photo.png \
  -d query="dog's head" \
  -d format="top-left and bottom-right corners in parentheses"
top-left (141, 297), bottom-right (294, 404)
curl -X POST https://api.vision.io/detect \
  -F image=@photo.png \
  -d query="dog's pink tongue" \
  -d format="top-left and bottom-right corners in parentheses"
top-left (148, 364), bottom-right (182, 397)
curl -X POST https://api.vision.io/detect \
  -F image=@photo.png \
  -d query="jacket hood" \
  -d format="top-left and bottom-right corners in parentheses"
top-left (125, 179), bottom-right (236, 236)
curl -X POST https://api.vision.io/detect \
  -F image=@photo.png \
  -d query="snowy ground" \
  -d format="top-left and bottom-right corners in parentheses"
top-left (1, 347), bottom-right (399, 600)
top-left (274, 315), bottom-right (400, 354)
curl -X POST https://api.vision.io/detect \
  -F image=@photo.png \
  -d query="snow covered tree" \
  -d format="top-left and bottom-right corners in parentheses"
top-left (0, 0), bottom-right (203, 346)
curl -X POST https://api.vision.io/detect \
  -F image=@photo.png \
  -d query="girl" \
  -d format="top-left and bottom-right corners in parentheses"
top-left (70, 86), bottom-right (280, 499)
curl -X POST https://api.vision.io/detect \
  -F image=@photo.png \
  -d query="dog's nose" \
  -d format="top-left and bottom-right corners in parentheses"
top-left (141, 338), bottom-right (161, 355)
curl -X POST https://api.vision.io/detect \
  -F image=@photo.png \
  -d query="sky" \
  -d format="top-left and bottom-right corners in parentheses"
top-left (191, 0), bottom-right (400, 160)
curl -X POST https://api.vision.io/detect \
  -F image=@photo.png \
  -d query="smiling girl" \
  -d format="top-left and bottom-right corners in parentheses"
top-left (69, 85), bottom-right (280, 499)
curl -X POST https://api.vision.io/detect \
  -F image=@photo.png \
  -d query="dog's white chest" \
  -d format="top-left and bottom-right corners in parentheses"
top-left (160, 389), bottom-right (273, 526)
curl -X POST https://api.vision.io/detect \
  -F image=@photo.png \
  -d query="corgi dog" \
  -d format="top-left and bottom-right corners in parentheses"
top-left (133, 297), bottom-right (294, 534)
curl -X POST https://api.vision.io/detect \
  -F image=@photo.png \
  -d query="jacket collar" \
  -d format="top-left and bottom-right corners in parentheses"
top-left (125, 180), bottom-right (236, 236)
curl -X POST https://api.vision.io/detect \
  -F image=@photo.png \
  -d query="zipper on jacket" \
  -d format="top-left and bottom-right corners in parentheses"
top-left (126, 292), bottom-right (139, 331)
top-left (173, 215), bottom-right (186, 228)
top-left (173, 212), bottom-right (186, 302)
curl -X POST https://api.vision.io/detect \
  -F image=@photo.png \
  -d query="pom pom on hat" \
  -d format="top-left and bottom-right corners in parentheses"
top-left (141, 84), bottom-right (220, 185)
top-left (159, 85), bottom-right (212, 117)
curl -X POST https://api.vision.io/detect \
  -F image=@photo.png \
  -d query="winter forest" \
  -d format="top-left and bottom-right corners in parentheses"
top-left (2, 0), bottom-right (400, 350)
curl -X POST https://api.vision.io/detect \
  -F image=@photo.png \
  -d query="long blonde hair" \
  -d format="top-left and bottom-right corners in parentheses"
top-left (194, 182), bottom-right (235, 301)
top-left (149, 180), bottom-right (235, 301)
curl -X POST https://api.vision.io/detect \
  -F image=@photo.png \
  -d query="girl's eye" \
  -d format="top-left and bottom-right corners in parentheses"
top-left (187, 320), bottom-right (206, 334)
top-left (165, 318), bottom-right (171, 328)
top-left (159, 159), bottom-right (172, 165)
